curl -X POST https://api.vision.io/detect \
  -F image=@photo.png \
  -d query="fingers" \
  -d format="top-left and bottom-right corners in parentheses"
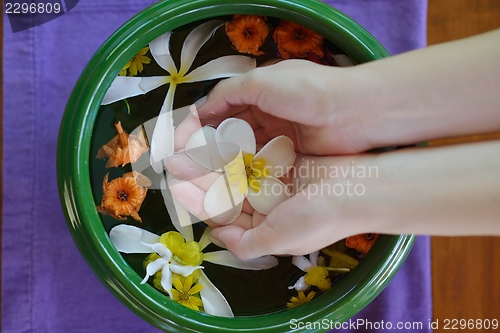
top-left (174, 112), bottom-right (203, 151)
top-left (209, 196), bottom-right (301, 260)
top-left (195, 60), bottom-right (331, 126)
top-left (166, 153), bottom-right (220, 224)
top-left (166, 153), bottom-right (219, 188)
top-left (169, 178), bottom-right (211, 221)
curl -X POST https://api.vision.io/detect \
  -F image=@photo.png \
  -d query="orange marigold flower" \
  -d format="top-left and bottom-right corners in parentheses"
top-left (96, 121), bottom-right (149, 168)
top-left (345, 233), bottom-right (379, 257)
top-left (96, 171), bottom-right (152, 222)
top-left (272, 20), bottom-right (324, 60)
top-left (225, 15), bottom-right (269, 56)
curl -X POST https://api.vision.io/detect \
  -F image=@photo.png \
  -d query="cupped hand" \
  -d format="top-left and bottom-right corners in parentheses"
top-left (174, 60), bottom-right (374, 156)
top-left (167, 151), bottom-right (370, 260)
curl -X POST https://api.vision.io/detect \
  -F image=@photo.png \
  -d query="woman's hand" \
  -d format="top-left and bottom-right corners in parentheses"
top-left (177, 60), bottom-right (375, 156)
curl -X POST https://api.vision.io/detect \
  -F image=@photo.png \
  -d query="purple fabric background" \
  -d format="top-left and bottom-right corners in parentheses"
top-left (2, 1), bottom-right (430, 332)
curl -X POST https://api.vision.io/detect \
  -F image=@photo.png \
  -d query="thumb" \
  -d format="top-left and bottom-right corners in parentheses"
top-left (210, 220), bottom-right (282, 261)
top-left (194, 71), bottom-right (264, 119)
top-left (209, 193), bottom-right (313, 260)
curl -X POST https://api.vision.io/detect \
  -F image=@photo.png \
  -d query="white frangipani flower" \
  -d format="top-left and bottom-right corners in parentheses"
top-left (101, 20), bottom-right (256, 173)
top-left (109, 222), bottom-right (278, 317)
top-left (184, 118), bottom-right (296, 224)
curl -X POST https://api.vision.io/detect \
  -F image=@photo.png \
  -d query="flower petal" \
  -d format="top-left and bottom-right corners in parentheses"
top-left (102, 77), bottom-right (144, 105)
top-left (138, 76), bottom-right (169, 93)
top-left (204, 174), bottom-right (244, 225)
top-left (184, 55), bottom-right (256, 83)
top-left (246, 177), bottom-right (290, 215)
top-left (309, 251), bottom-right (319, 267)
top-left (141, 257), bottom-right (168, 284)
top-left (149, 31), bottom-right (177, 74)
top-left (254, 136), bottom-right (296, 178)
top-left (333, 54), bottom-right (354, 67)
top-left (109, 225), bottom-right (160, 254)
top-left (150, 84), bottom-right (176, 173)
top-left (203, 251), bottom-right (278, 270)
top-left (289, 275), bottom-right (309, 291)
top-left (292, 255), bottom-right (313, 272)
top-left (102, 76), bottom-right (171, 105)
top-left (215, 118), bottom-right (256, 162)
top-left (169, 263), bottom-right (203, 277)
top-left (198, 270), bottom-right (234, 317)
top-left (160, 263), bottom-right (173, 297)
top-left (150, 243), bottom-right (173, 260)
top-left (161, 175), bottom-right (195, 242)
top-left (178, 20), bottom-right (224, 76)
top-left (185, 126), bottom-right (227, 171)
top-left (199, 227), bottom-right (212, 251)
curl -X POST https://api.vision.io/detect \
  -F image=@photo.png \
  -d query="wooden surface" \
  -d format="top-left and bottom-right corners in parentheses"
top-left (0, 7), bottom-right (3, 324)
top-left (427, 0), bottom-right (500, 331)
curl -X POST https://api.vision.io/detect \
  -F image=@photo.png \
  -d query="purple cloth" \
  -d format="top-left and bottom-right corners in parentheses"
top-left (2, 1), bottom-right (430, 332)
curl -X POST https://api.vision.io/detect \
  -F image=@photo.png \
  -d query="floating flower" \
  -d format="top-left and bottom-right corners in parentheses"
top-left (321, 246), bottom-right (359, 277)
top-left (171, 275), bottom-right (204, 311)
top-left (273, 20), bottom-right (324, 60)
top-left (101, 20), bottom-right (256, 173)
top-left (119, 46), bottom-right (151, 76)
top-left (346, 233), bottom-right (379, 257)
top-left (96, 171), bottom-right (151, 222)
top-left (96, 121), bottom-right (149, 168)
top-left (289, 251), bottom-right (331, 292)
top-left (286, 290), bottom-right (316, 309)
top-left (110, 223), bottom-right (278, 317)
top-left (183, 118), bottom-right (296, 224)
top-left (225, 15), bottom-right (269, 56)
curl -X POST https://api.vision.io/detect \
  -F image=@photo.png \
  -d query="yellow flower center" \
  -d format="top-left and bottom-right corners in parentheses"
top-left (226, 154), bottom-right (269, 194)
top-left (159, 231), bottom-right (204, 266)
top-left (171, 275), bottom-right (204, 311)
top-left (169, 73), bottom-right (187, 85)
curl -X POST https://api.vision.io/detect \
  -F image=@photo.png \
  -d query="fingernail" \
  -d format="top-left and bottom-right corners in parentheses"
top-left (166, 154), bottom-right (197, 176)
top-left (194, 96), bottom-right (207, 110)
top-left (168, 176), bottom-right (182, 186)
top-left (208, 235), bottom-right (226, 249)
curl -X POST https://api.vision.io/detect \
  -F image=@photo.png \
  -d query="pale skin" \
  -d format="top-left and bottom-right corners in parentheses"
top-left (167, 28), bottom-right (500, 260)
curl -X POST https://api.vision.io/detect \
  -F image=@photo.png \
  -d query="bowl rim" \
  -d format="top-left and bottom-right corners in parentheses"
top-left (57, 0), bottom-right (415, 332)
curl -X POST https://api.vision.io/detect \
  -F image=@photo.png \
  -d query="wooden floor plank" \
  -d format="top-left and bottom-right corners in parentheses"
top-left (427, 0), bottom-right (500, 331)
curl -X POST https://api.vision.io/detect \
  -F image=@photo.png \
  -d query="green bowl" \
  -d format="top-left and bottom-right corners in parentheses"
top-left (57, 0), bottom-right (415, 332)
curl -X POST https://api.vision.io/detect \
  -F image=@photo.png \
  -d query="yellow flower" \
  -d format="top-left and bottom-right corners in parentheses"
top-left (286, 291), bottom-right (316, 308)
top-left (171, 275), bottom-right (204, 311)
top-left (159, 231), bottom-right (204, 266)
top-left (119, 46), bottom-right (151, 76)
top-left (226, 154), bottom-right (270, 194)
top-left (304, 266), bottom-right (332, 292)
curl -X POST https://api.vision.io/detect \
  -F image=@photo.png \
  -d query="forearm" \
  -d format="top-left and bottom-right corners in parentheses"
top-left (337, 28), bottom-right (500, 148)
top-left (354, 140), bottom-right (500, 236)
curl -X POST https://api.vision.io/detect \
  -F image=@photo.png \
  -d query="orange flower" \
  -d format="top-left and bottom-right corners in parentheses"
top-left (226, 15), bottom-right (269, 56)
top-left (96, 171), bottom-right (152, 222)
top-left (272, 20), bottom-right (324, 60)
top-left (346, 233), bottom-right (379, 257)
top-left (96, 121), bottom-right (149, 168)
